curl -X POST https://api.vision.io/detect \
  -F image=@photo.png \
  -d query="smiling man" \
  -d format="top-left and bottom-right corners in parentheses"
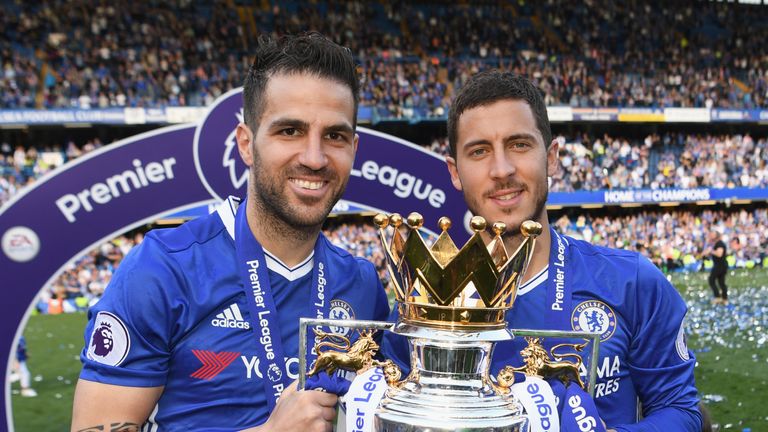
top-left (71, 33), bottom-right (389, 432)
top-left (382, 71), bottom-right (702, 431)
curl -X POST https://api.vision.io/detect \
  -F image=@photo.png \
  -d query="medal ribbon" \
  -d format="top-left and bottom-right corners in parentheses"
top-left (235, 200), bottom-right (330, 410)
top-left (546, 228), bottom-right (573, 329)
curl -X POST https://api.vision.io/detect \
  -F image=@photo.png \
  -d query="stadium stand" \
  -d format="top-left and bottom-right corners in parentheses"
top-left (4, 3), bottom-right (767, 430)
top-left (3, 131), bottom-right (766, 208)
top-left (28, 205), bottom-right (768, 314)
top-left (0, 0), bottom-right (764, 314)
top-left (1, 0), bottom-right (766, 111)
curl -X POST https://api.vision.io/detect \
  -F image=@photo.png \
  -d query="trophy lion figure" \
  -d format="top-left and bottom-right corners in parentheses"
top-left (307, 329), bottom-right (380, 376)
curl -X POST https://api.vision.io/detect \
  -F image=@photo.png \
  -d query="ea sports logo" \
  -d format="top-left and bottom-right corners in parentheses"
top-left (193, 87), bottom-right (249, 200)
top-left (2, 226), bottom-right (40, 262)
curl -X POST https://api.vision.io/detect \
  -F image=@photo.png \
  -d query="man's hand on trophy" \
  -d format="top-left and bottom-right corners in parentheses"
top-left (258, 381), bottom-right (338, 432)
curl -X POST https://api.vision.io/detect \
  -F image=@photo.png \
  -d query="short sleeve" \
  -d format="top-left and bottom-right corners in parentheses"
top-left (79, 238), bottom-right (181, 387)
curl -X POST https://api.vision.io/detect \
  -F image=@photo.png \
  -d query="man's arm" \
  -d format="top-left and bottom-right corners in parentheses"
top-left (72, 379), bottom-right (337, 432)
top-left (71, 380), bottom-right (163, 432)
top-left (610, 256), bottom-right (701, 431)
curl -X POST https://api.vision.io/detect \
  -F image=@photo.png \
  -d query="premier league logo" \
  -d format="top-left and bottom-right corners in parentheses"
top-left (267, 363), bottom-right (283, 382)
top-left (86, 311), bottom-right (131, 366)
top-left (92, 322), bottom-right (114, 357)
top-left (571, 300), bottom-right (617, 341)
top-left (193, 87), bottom-right (249, 200)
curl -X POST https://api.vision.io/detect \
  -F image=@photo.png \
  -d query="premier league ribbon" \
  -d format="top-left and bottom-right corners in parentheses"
top-left (342, 367), bottom-right (389, 432)
top-left (545, 377), bottom-right (606, 432)
top-left (510, 375), bottom-right (561, 432)
top-left (546, 228), bottom-right (573, 330)
top-left (235, 199), bottom-right (330, 410)
top-left (560, 382), bottom-right (606, 432)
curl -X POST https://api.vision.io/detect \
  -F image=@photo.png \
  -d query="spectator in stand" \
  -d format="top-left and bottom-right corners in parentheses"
top-left (1, 1), bottom-right (767, 111)
top-left (0, 137), bottom-right (107, 207)
top-left (3, 130), bottom-right (766, 210)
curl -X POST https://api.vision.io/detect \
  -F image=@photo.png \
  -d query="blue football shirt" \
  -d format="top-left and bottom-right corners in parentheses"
top-left (80, 197), bottom-right (390, 431)
top-left (381, 234), bottom-right (701, 431)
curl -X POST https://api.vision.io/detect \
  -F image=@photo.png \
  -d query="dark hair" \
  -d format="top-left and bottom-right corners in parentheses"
top-left (243, 32), bottom-right (360, 130)
top-left (447, 70), bottom-right (552, 158)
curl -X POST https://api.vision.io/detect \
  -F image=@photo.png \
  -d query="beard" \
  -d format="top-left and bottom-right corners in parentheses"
top-left (249, 146), bottom-right (347, 235)
top-left (463, 177), bottom-right (548, 241)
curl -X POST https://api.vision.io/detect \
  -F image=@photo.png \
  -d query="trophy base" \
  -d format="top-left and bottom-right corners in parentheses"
top-left (373, 380), bottom-right (528, 432)
top-left (375, 415), bottom-right (527, 432)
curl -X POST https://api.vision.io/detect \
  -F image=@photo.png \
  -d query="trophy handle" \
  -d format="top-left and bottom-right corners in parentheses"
top-left (298, 318), bottom-right (395, 390)
top-left (298, 319), bottom-right (601, 398)
top-left (510, 329), bottom-right (601, 396)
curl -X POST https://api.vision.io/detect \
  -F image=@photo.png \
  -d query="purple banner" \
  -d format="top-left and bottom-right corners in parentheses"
top-left (0, 88), bottom-right (467, 431)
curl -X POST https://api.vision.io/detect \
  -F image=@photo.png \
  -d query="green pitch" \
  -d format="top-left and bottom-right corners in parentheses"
top-left (10, 312), bottom-right (86, 431)
top-left (10, 270), bottom-right (768, 430)
top-left (671, 269), bottom-right (768, 431)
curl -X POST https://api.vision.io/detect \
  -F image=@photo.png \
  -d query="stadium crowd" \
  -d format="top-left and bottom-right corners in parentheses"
top-left (427, 132), bottom-right (768, 190)
top-left (550, 132), bottom-right (768, 191)
top-left (1, 0), bottom-right (767, 111)
top-left (553, 209), bottom-right (768, 272)
top-left (0, 138), bottom-right (105, 206)
top-left (2, 131), bottom-right (767, 209)
top-left (33, 207), bottom-right (768, 314)
top-left (37, 232), bottom-right (144, 314)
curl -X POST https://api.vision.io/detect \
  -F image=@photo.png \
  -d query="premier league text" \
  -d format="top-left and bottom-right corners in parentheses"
top-left (55, 157), bottom-right (177, 223)
top-left (568, 394), bottom-right (598, 431)
top-left (351, 160), bottom-right (446, 208)
top-left (551, 234), bottom-right (567, 311)
top-left (526, 382), bottom-right (555, 431)
top-left (352, 368), bottom-right (385, 432)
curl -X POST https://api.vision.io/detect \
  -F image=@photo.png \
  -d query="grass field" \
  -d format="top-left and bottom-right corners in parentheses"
top-left (9, 270), bottom-right (768, 431)
top-left (10, 312), bottom-right (86, 431)
top-left (671, 269), bottom-right (768, 431)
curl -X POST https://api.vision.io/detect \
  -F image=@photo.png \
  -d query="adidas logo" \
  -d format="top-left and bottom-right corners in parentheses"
top-left (211, 303), bottom-right (250, 329)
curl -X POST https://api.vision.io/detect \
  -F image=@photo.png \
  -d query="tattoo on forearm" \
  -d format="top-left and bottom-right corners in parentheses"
top-left (110, 423), bottom-right (141, 432)
top-left (77, 422), bottom-right (140, 432)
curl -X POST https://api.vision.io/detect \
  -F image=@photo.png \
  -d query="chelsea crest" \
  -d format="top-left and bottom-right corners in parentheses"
top-left (328, 299), bottom-right (355, 336)
top-left (571, 300), bottom-right (617, 341)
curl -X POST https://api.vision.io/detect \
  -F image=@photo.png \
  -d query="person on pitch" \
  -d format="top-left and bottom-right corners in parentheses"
top-left (72, 33), bottom-right (389, 432)
top-left (706, 229), bottom-right (729, 305)
top-left (382, 71), bottom-right (701, 431)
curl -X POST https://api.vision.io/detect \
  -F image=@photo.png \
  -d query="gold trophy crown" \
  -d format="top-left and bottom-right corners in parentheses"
top-left (375, 212), bottom-right (542, 330)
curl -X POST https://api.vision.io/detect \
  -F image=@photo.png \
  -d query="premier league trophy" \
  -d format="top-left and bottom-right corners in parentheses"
top-left (299, 212), bottom-right (596, 432)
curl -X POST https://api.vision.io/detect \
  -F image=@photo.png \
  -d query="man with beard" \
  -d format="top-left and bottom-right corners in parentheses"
top-left (382, 71), bottom-right (701, 431)
top-left (72, 33), bottom-right (389, 432)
